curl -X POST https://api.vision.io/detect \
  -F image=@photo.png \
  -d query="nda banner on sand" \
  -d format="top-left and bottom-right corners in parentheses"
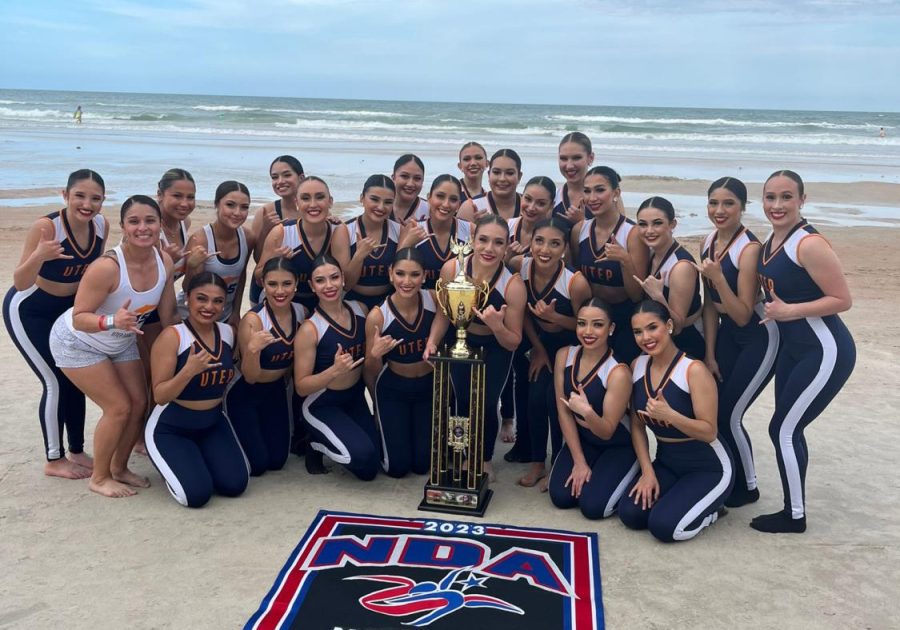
top-left (246, 510), bottom-right (604, 630)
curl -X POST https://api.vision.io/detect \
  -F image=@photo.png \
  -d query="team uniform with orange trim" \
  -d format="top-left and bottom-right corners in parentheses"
top-left (700, 226), bottom-right (778, 506)
top-left (225, 300), bottom-right (306, 476)
top-left (576, 215), bottom-right (641, 363)
top-left (516, 258), bottom-right (581, 465)
top-left (280, 220), bottom-right (335, 312)
top-left (373, 290), bottom-right (437, 477)
top-left (392, 197), bottom-right (430, 223)
top-left (757, 219), bottom-right (855, 523)
top-left (459, 181), bottom-right (486, 203)
top-left (648, 241), bottom-right (705, 360)
top-left (618, 351), bottom-right (734, 542)
top-left (176, 224), bottom-right (249, 322)
top-left (3, 210), bottom-right (106, 461)
top-left (548, 347), bottom-right (639, 519)
top-left (145, 321), bottom-right (249, 508)
top-left (345, 216), bottom-right (402, 309)
top-left (301, 300), bottom-right (380, 480)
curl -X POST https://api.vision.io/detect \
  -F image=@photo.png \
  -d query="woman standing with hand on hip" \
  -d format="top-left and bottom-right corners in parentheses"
top-left (752, 170), bottom-right (855, 534)
top-left (4, 169), bottom-right (109, 479)
top-left (49, 195), bottom-right (177, 497)
top-left (698, 177), bottom-right (778, 508)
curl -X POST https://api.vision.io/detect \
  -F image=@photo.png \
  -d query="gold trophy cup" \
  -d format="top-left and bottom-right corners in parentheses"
top-left (419, 239), bottom-right (494, 517)
top-left (434, 240), bottom-right (490, 359)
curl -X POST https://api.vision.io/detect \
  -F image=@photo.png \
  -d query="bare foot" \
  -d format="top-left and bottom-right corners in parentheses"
top-left (68, 451), bottom-right (94, 470)
top-left (44, 457), bottom-right (91, 480)
top-left (132, 441), bottom-right (148, 456)
top-left (89, 476), bottom-right (137, 498)
top-left (500, 420), bottom-right (516, 443)
top-left (483, 461), bottom-right (496, 483)
top-left (517, 463), bottom-right (547, 488)
top-left (538, 476), bottom-right (549, 493)
top-left (112, 468), bottom-right (151, 488)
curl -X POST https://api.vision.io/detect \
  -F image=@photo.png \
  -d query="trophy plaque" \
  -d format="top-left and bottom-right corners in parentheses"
top-left (418, 240), bottom-right (493, 517)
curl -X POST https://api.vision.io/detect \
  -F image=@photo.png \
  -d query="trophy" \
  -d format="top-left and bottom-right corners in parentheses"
top-left (419, 240), bottom-right (493, 517)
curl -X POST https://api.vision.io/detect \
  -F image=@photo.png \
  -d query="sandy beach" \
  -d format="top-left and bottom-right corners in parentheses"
top-left (1, 181), bottom-right (899, 630)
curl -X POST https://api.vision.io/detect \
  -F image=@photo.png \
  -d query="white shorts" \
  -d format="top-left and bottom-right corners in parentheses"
top-left (50, 317), bottom-right (140, 369)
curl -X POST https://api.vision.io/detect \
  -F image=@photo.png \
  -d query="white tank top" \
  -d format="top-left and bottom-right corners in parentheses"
top-left (66, 245), bottom-right (167, 354)
top-left (176, 224), bottom-right (248, 322)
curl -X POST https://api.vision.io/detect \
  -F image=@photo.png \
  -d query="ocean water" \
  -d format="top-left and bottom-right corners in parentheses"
top-left (1, 89), bottom-right (897, 232)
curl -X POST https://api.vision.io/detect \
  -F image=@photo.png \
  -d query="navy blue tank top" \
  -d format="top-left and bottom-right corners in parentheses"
top-left (378, 290), bottom-right (437, 364)
top-left (576, 215), bottom-right (636, 289)
top-left (173, 321), bottom-right (236, 401)
top-left (562, 346), bottom-right (631, 447)
top-left (38, 211), bottom-right (106, 284)
top-left (250, 300), bottom-right (306, 370)
top-left (552, 183), bottom-right (578, 219)
top-left (414, 219), bottom-right (472, 289)
top-left (460, 256), bottom-right (515, 327)
top-left (521, 258), bottom-right (578, 325)
top-left (650, 242), bottom-right (702, 318)
top-left (631, 352), bottom-right (697, 440)
top-left (347, 217), bottom-right (401, 287)
top-left (757, 220), bottom-right (826, 304)
top-left (700, 226), bottom-right (761, 306)
top-left (308, 301), bottom-right (367, 375)
top-left (282, 220), bottom-right (333, 303)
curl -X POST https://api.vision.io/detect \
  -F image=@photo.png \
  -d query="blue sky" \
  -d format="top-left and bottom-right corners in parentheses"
top-left (1, 0), bottom-right (898, 111)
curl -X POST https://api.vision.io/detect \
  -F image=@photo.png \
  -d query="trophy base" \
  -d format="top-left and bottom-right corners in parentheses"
top-left (418, 475), bottom-right (493, 518)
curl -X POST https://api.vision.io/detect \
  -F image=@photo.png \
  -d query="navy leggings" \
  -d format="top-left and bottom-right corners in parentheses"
top-left (145, 402), bottom-right (250, 508)
top-left (619, 439), bottom-right (734, 542)
top-left (608, 300), bottom-right (641, 364)
top-left (3, 286), bottom-right (85, 460)
top-left (375, 368), bottom-right (432, 477)
top-left (769, 316), bottom-right (855, 519)
top-left (714, 313), bottom-right (778, 497)
top-left (549, 434), bottom-right (639, 519)
top-left (303, 381), bottom-right (380, 480)
top-left (450, 336), bottom-right (513, 461)
top-left (673, 320), bottom-right (706, 360)
top-left (225, 376), bottom-right (291, 476)
top-left (524, 329), bottom-right (576, 463)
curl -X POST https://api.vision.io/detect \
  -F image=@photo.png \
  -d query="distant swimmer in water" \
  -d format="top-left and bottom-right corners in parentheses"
top-left (74, 106), bottom-right (82, 125)
top-left (879, 127), bottom-right (886, 138)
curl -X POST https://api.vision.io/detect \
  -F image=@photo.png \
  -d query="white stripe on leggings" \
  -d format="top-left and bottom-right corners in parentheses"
top-left (672, 439), bottom-right (733, 541)
top-left (729, 312), bottom-right (779, 490)
top-left (779, 317), bottom-right (837, 519)
top-left (603, 460), bottom-right (640, 518)
top-left (8, 286), bottom-right (63, 459)
top-left (144, 404), bottom-right (188, 506)
top-left (373, 364), bottom-right (391, 472)
top-left (222, 373), bottom-right (251, 475)
top-left (302, 389), bottom-right (352, 464)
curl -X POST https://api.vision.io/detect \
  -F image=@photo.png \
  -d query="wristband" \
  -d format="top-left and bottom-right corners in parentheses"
top-left (98, 315), bottom-right (106, 331)
top-left (105, 314), bottom-right (117, 330)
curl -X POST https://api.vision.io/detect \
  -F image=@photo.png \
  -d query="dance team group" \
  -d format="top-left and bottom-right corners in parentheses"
top-left (5, 132), bottom-right (856, 541)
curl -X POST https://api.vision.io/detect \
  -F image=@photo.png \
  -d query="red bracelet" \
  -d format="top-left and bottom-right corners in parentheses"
top-left (98, 315), bottom-right (107, 331)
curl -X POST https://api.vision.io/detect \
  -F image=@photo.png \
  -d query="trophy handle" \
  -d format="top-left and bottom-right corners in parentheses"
top-left (435, 278), bottom-right (448, 311)
top-left (476, 281), bottom-right (490, 310)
